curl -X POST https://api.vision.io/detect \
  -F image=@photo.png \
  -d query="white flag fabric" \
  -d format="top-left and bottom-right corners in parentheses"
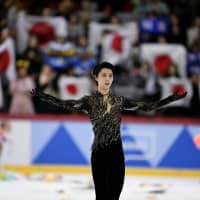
top-left (159, 77), bottom-right (192, 107)
top-left (0, 37), bottom-right (16, 81)
top-left (101, 31), bottom-right (132, 64)
top-left (16, 11), bottom-right (68, 53)
top-left (89, 22), bottom-right (138, 52)
top-left (0, 37), bottom-right (16, 108)
top-left (58, 76), bottom-right (91, 100)
top-left (140, 44), bottom-right (187, 77)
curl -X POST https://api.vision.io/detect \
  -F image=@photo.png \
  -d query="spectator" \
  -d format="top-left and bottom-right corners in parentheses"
top-left (132, 62), bottom-right (160, 101)
top-left (132, 0), bottom-right (150, 19)
top-left (139, 11), bottom-right (170, 43)
top-left (187, 16), bottom-right (200, 46)
top-left (146, 0), bottom-right (170, 17)
top-left (167, 14), bottom-right (186, 44)
top-left (110, 15), bottom-right (121, 25)
top-left (0, 12), bottom-right (8, 28)
top-left (41, 7), bottom-right (53, 17)
top-left (79, 11), bottom-right (92, 37)
top-left (187, 40), bottom-right (200, 77)
top-left (97, 0), bottom-right (126, 13)
top-left (0, 73), bottom-right (10, 112)
top-left (189, 70), bottom-right (200, 116)
top-left (35, 64), bottom-right (58, 97)
top-left (133, 0), bottom-right (169, 19)
top-left (81, 0), bottom-right (97, 12)
top-left (166, 63), bottom-right (180, 78)
top-left (111, 65), bottom-right (136, 99)
top-left (157, 35), bottom-right (167, 43)
top-left (74, 35), bottom-right (96, 75)
top-left (21, 35), bottom-right (43, 76)
top-left (67, 14), bottom-right (85, 43)
top-left (43, 35), bottom-right (75, 71)
top-left (140, 62), bottom-right (161, 101)
top-left (54, 0), bottom-right (74, 21)
top-left (99, 4), bottom-right (113, 23)
top-left (0, 0), bottom-right (199, 117)
top-left (34, 64), bottom-right (59, 113)
top-left (9, 65), bottom-right (35, 114)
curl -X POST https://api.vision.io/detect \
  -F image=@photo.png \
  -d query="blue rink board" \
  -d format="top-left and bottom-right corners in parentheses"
top-left (31, 121), bottom-right (200, 169)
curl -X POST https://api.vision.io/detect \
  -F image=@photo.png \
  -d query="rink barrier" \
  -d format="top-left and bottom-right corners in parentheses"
top-left (1, 114), bottom-right (200, 177)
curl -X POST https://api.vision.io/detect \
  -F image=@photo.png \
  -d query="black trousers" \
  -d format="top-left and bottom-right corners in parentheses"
top-left (91, 139), bottom-right (125, 200)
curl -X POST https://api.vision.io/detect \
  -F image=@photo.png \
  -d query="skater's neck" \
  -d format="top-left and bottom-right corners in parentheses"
top-left (97, 88), bottom-right (110, 96)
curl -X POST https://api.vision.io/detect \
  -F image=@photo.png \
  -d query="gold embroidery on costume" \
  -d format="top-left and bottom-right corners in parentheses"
top-left (103, 94), bottom-right (112, 114)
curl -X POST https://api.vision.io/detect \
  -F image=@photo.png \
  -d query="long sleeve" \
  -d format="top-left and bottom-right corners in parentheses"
top-left (123, 90), bottom-right (187, 112)
top-left (31, 89), bottom-right (89, 113)
top-left (123, 98), bottom-right (156, 112)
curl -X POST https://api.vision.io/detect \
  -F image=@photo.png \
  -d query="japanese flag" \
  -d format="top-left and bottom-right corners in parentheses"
top-left (89, 21), bottom-right (138, 52)
top-left (16, 11), bottom-right (67, 53)
top-left (0, 37), bottom-right (16, 81)
top-left (159, 77), bottom-right (192, 107)
top-left (140, 44), bottom-right (187, 77)
top-left (58, 76), bottom-right (91, 100)
top-left (0, 37), bottom-right (16, 108)
top-left (101, 31), bottom-right (132, 64)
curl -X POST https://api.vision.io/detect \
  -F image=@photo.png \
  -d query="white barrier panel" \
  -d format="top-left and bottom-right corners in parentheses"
top-left (1, 118), bottom-right (200, 169)
top-left (1, 120), bottom-right (31, 165)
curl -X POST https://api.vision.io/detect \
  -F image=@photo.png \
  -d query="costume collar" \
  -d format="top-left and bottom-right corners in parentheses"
top-left (94, 90), bottom-right (111, 97)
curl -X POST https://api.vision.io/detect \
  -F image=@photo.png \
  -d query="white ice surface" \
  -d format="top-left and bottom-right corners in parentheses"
top-left (0, 174), bottom-right (200, 200)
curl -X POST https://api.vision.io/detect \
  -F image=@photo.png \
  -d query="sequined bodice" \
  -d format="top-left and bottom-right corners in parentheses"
top-left (34, 89), bottom-right (181, 151)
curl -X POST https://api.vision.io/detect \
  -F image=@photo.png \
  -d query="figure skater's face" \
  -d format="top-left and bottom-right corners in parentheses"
top-left (95, 68), bottom-right (113, 91)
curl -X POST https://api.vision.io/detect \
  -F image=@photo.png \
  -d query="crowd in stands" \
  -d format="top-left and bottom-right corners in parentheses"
top-left (0, 0), bottom-right (199, 116)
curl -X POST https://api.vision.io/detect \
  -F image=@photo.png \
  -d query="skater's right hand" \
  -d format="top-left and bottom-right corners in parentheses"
top-left (29, 88), bottom-right (44, 98)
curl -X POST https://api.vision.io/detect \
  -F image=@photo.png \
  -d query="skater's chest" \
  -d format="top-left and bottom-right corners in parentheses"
top-left (88, 95), bottom-right (123, 120)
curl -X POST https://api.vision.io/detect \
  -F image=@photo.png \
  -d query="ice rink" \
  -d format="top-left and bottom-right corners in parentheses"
top-left (0, 172), bottom-right (200, 200)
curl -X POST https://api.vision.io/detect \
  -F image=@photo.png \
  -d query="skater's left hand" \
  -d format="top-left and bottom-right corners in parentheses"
top-left (30, 88), bottom-right (45, 98)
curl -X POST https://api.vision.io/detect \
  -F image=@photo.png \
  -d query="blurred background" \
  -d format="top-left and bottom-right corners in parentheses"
top-left (0, 0), bottom-right (200, 199)
top-left (0, 0), bottom-right (200, 116)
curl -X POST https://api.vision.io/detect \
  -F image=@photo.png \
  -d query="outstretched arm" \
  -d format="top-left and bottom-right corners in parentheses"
top-left (30, 88), bottom-right (88, 113)
top-left (123, 90), bottom-right (187, 112)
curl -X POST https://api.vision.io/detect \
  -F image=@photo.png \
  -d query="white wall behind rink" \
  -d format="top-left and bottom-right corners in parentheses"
top-left (1, 120), bottom-right (31, 165)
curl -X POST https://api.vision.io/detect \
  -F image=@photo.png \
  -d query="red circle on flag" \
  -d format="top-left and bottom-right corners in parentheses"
top-left (65, 84), bottom-right (78, 95)
top-left (29, 22), bottom-right (55, 46)
top-left (171, 84), bottom-right (186, 96)
top-left (111, 33), bottom-right (123, 53)
top-left (154, 55), bottom-right (173, 76)
top-left (0, 50), bottom-right (10, 73)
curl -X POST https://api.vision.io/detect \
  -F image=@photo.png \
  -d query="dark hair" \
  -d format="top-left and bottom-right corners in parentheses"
top-left (92, 62), bottom-right (115, 77)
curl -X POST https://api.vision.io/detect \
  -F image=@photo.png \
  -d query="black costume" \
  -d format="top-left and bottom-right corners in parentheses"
top-left (32, 89), bottom-right (186, 200)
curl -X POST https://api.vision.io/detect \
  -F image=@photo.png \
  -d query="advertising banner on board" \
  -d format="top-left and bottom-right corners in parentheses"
top-left (1, 119), bottom-right (200, 169)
